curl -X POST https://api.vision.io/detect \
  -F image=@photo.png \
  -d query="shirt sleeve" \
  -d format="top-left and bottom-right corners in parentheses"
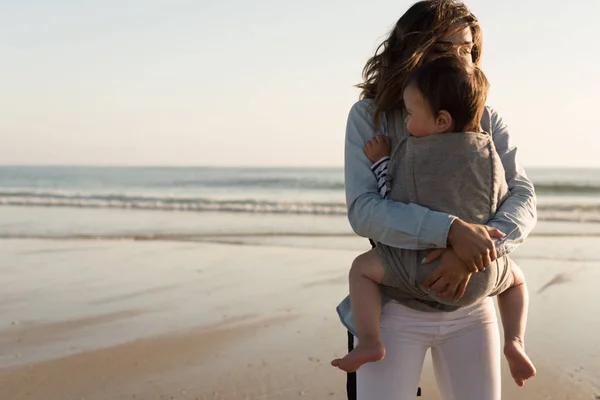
top-left (370, 156), bottom-right (390, 198)
top-left (486, 107), bottom-right (538, 256)
top-left (344, 100), bottom-right (456, 250)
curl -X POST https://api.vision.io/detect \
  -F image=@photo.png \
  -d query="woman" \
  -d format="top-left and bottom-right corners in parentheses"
top-left (338, 1), bottom-right (537, 399)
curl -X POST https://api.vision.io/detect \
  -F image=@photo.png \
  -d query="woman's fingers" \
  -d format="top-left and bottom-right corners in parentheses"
top-left (424, 249), bottom-right (444, 264)
top-left (466, 259), bottom-right (480, 273)
top-left (454, 275), bottom-right (471, 301)
top-left (428, 278), bottom-right (448, 293)
top-left (422, 270), bottom-right (441, 288)
top-left (466, 259), bottom-right (479, 273)
top-left (438, 283), bottom-right (457, 298)
top-left (480, 251), bottom-right (492, 272)
top-left (477, 255), bottom-right (486, 271)
top-left (489, 244), bottom-right (497, 263)
top-left (486, 227), bottom-right (505, 239)
top-left (484, 228), bottom-right (500, 262)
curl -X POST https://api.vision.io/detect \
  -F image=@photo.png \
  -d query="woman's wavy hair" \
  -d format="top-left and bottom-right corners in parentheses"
top-left (359, 0), bottom-right (482, 127)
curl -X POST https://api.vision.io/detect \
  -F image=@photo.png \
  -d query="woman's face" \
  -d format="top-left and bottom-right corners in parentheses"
top-left (423, 26), bottom-right (474, 66)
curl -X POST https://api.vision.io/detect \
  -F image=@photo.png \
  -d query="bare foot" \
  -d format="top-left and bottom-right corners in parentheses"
top-left (331, 341), bottom-right (385, 372)
top-left (504, 339), bottom-right (536, 386)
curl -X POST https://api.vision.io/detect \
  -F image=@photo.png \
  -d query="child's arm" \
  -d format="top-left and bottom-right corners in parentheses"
top-left (364, 135), bottom-right (391, 199)
top-left (370, 156), bottom-right (390, 198)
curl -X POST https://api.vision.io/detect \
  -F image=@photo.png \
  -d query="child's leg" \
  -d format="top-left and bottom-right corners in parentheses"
top-left (497, 263), bottom-right (536, 386)
top-left (331, 248), bottom-right (386, 373)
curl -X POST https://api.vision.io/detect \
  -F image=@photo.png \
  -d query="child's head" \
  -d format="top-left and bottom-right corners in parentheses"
top-left (402, 56), bottom-right (489, 137)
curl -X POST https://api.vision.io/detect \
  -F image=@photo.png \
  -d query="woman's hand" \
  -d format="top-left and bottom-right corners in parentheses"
top-left (447, 219), bottom-right (505, 273)
top-left (422, 248), bottom-right (472, 300)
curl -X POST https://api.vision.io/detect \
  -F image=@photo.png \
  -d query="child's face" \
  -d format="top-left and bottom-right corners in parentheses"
top-left (403, 84), bottom-right (440, 138)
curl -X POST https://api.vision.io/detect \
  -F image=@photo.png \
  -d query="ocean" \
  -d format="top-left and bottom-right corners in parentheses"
top-left (0, 166), bottom-right (599, 225)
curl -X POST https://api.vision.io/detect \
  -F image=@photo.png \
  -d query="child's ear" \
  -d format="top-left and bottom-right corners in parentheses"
top-left (436, 110), bottom-right (453, 133)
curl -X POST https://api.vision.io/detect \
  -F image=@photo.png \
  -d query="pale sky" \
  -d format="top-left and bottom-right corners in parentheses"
top-left (1, 0), bottom-right (599, 167)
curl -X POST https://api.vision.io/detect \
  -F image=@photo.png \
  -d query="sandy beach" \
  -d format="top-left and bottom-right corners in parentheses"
top-left (1, 210), bottom-right (599, 399)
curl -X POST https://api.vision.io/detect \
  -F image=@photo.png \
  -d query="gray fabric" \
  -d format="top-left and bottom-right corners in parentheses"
top-left (376, 109), bottom-right (514, 312)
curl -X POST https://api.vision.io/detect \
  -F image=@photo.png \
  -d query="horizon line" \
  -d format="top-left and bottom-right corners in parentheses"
top-left (0, 164), bottom-right (599, 170)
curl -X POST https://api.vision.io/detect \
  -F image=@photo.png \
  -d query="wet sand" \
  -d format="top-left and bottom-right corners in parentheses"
top-left (1, 235), bottom-right (599, 399)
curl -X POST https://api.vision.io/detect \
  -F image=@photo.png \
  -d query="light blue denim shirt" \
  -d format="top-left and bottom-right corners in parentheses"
top-left (337, 99), bottom-right (537, 336)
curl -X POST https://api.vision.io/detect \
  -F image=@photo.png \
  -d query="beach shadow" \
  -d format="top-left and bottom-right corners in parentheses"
top-left (537, 268), bottom-right (584, 294)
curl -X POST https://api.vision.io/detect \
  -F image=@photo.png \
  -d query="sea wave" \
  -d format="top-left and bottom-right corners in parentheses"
top-left (161, 177), bottom-right (346, 191)
top-left (1, 189), bottom-right (599, 222)
top-left (158, 179), bottom-right (600, 194)
top-left (155, 180), bottom-right (600, 194)
top-left (534, 183), bottom-right (600, 194)
top-left (0, 190), bottom-right (347, 215)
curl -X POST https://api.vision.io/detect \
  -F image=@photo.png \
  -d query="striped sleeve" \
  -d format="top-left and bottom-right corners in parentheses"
top-left (370, 156), bottom-right (390, 198)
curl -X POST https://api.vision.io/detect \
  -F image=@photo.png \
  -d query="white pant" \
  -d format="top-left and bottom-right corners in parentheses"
top-left (356, 297), bottom-right (501, 400)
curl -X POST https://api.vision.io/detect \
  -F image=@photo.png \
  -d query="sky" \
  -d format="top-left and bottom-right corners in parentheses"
top-left (1, 0), bottom-right (599, 168)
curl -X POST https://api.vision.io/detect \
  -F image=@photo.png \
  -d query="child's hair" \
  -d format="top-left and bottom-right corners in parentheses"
top-left (403, 56), bottom-right (489, 132)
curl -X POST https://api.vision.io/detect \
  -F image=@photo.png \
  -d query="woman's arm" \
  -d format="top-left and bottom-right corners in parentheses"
top-left (486, 107), bottom-right (538, 256)
top-left (345, 100), bottom-right (455, 249)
